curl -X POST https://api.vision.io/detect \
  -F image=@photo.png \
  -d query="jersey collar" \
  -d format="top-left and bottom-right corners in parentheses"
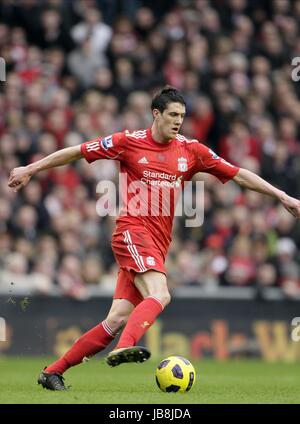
top-left (147, 128), bottom-right (175, 147)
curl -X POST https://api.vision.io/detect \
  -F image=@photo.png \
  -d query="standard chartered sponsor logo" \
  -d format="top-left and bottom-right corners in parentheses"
top-left (142, 170), bottom-right (177, 180)
top-left (141, 178), bottom-right (182, 188)
top-left (141, 170), bottom-right (182, 188)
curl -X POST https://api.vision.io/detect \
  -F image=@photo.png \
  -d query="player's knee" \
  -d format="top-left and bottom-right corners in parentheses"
top-left (106, 312), bottom-right (129, 332)
top-left (135, 271), bottom-right (171, 307)
top-left (161, 291), bottom-right (171, 307)
top-left (152, 291), bottom-right (171, 308)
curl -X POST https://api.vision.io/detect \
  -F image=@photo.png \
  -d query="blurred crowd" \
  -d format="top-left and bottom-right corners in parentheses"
top-left (1, 0), bottom-right (300, 299)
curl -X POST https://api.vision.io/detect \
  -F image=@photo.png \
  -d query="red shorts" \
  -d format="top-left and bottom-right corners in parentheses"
top-left (111, 225), bottom-right (166, 306)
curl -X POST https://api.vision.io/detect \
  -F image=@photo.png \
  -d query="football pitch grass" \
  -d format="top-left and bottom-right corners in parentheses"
top-left (0, 356), bottom-right (300, 404)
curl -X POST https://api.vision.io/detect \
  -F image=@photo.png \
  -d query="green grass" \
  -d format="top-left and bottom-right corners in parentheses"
top-left (0, 357), bottom-right (300, 404)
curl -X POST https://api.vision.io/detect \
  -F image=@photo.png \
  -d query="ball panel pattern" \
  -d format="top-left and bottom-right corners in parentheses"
top-left (171, 364), bottom-right (183, 379)
top-left (166, 384), bottom-right (180, 392)
top-left (157, 359), bottom-right (170, 369)
top-left (186, 371), bottom-right (195, 391)
top-left (155, 376), bottom-right (161, 389)
top-left (177, 356), bottom-right (191, 365)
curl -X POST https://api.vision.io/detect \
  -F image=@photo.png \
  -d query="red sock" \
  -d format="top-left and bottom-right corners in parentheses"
top-left (45, 320), bottom-right (115, 375)
top-left (116, 296), bottom-right (164, 348)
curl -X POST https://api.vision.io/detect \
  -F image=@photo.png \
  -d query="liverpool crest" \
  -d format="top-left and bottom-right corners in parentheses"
top-left (146, 256), bottom-right (156, 266)
top-left (177, 157), bottom-right (188, 172)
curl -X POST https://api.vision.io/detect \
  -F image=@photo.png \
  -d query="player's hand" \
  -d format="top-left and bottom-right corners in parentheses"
top-left (8, 166), bottom-right (31, 192)
top-left (280, 193), bottom-right (300, 218)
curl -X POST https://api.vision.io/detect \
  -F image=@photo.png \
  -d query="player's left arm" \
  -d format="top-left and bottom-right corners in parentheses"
top-left (233, 167), bottom-right (300, 218)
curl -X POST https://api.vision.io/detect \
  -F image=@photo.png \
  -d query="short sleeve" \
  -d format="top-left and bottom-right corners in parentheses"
top-left (81, 132), bottom-right (126, 163)
top-left (192, 143), bottom-right (239, 183)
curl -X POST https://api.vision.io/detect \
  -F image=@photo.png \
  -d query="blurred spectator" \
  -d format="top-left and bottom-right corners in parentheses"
top-left (38, 7), bottom-right (74, 52)
top-left (68, 37), bottom-right (107, 88)
top-left (225, 236), bottom-right (256, 286)
top-left (275, 238), bottom-right (300, 298)
top-left (256, 263), bottom-right (277, 288)
top-left (57, 254), bottom-right (88, 300)
top-left (71, 7), bottom-right (112, 56)
top-left (189, 95), bottom-right (215, 142)
top-left (219, 119), bottom-right (261, 166)
top-left (0, 252), bottom-right (53, 295)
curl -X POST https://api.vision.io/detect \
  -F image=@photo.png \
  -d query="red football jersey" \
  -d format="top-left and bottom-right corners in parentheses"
top-left (81, 128), bottom-right (239, 256)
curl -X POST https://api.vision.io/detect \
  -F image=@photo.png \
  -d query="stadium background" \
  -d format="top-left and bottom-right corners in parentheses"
top-left (0, 0), bottom-right (300, 362)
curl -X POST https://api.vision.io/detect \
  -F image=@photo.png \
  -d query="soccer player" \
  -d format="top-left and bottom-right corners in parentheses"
top-left (8, 87), bottom-right (300, 391)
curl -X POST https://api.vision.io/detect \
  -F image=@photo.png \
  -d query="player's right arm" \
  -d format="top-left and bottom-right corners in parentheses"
top-left (8, 145), bottom-right (83, 192)
top-left (8, 132), bottom-right (126, 192)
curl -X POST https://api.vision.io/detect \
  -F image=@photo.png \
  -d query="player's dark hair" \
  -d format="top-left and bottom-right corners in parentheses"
top-left (151, 86), bottom-right (186, 113)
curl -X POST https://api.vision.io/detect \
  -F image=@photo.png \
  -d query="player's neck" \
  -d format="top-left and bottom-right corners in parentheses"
top-left (150, 125), bottom-right (172, 144)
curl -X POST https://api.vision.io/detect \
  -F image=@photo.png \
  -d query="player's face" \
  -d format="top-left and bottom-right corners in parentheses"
top-left (155, 102), bottom-right (186, 140)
